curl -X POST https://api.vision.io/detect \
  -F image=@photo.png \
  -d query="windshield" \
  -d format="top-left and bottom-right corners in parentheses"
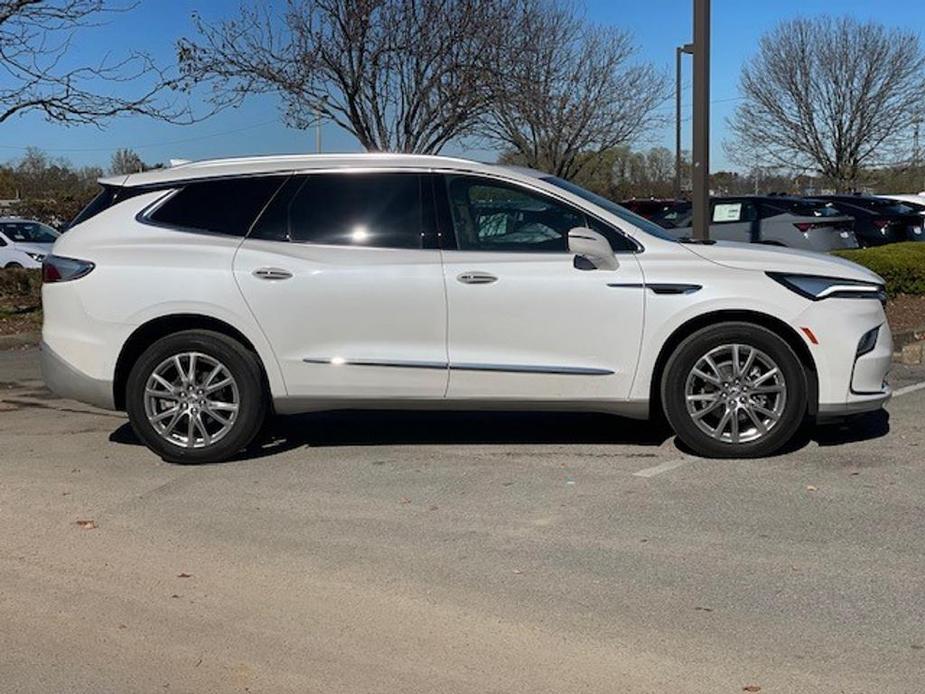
top-left (842, 197), bottom-right (915, 214)
top-left (772, 199), bottom-right (843, 218)
top-left (0, 221), bottom-right (59, 244)
top-left (541, 176), bottom-right (679, 242)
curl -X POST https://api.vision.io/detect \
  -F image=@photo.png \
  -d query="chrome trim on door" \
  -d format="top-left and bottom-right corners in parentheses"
top-left (303, 357), bottom-right (448, 370)
top-left (302, 358), bottom-right (613, 376)
top-left (450, 363), bottom-right (614, 376)
top-left (457, 271), bottom-right (498, 285)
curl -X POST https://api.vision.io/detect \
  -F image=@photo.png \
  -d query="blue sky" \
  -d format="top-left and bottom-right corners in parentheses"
top-left (0, 0), bottom-right (921, 172)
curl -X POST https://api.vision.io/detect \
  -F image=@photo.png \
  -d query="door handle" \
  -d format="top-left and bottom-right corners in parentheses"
top-left (457, 271), bottom-right (497, 285)
top-left (252, 267), bottom-right (293, 281)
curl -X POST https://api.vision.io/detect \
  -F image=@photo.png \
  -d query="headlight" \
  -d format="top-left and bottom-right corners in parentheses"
top-left (25, 252), bottom-right (46, 262)
top-left (767, 272), bottom-right (886, 303)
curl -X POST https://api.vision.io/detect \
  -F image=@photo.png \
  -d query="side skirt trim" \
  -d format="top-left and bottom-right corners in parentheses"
top-left (302, 358), bottom-right (614, 376)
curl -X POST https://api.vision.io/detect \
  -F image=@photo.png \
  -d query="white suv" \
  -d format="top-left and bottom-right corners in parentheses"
top-left (0, 218), bottom-right (59, 268)
top-left (41, 154), bottom-right (892, 463)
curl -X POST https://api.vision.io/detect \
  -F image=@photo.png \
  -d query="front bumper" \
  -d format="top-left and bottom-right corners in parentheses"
top-left (795, 298), bottom-right (892, 417)
top-left (817, 389), bottom-right (891, 419)
top-left (40, 341), bottom-right (115, 410)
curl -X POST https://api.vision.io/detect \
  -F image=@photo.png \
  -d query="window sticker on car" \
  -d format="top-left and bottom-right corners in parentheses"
top-left (712, 203), bottom-right (742, 223)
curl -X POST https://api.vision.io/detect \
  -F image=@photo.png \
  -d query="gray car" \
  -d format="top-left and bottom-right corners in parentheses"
top-left (653, 196), bottom-right (859, 252)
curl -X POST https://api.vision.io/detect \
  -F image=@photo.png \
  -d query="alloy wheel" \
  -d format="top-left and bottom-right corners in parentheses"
top-left (684, 344), bottom-right (787, 445)
top-left (143, 352), bottom-right (240, 449)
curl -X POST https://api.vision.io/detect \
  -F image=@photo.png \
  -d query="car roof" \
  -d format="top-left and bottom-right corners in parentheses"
top-left (102, 153), bottom-right (520, 188)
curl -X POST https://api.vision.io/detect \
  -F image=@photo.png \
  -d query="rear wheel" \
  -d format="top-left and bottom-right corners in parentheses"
top-left (126, 330), bottom-right (267, 463)
top-left (661, 323), bottom-right (808, 458)
top-left (4, 262), bottom-right (23, 269)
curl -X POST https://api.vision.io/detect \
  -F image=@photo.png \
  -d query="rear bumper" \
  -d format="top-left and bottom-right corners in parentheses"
top-left (40, 341), bottom-right (115, 410)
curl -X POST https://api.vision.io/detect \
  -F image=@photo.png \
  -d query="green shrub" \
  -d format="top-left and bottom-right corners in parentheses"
top-left (0, 268), bottom-right (42, 303)
top-left (833, 243), bottom-right (925, 296)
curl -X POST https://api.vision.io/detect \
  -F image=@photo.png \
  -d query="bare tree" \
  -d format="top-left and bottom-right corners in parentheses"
top-left (109, 147), bottom-right (145, 175)
top-left (729, 16), bottom-right (925, 192)
top-left (482, 3), bottom-right (667, 180)
top-left (177, 0), bottom-right (517, 153)
top-left (0, 0), bottom-right (193, 126)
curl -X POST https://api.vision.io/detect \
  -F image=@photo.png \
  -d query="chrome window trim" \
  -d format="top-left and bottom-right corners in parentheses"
top-left (131, 165), bottom-right (646, 252)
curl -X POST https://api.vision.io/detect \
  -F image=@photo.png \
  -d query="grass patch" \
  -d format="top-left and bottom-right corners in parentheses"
top-left (833, 242), bottom-right (925, 296)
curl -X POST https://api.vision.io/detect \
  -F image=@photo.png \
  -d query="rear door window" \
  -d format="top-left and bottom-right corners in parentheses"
top-left (250, 172), bottom-right (426, 249)
top-left (148, 176), bottom-right (287, 236)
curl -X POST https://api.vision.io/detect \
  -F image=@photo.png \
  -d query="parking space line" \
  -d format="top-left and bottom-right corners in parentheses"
top-left (632, 457), bottom-right (692, 478)
top-left (894, 381), bottom-right (925, 398)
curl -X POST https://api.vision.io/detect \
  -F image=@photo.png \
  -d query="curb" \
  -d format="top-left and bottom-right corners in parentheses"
top-left (0, 332), bottom-right (40, 350)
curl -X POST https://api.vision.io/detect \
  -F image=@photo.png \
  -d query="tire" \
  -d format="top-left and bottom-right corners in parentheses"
top-left (5, 262), bottom-right (23, 269)
top-left (661, 322), bottom-right (808, 458)
top-left (125, 330), bottom-right (268, 464)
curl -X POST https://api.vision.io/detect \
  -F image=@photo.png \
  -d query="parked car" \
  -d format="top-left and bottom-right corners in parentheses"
top-left (619, 198), bottom-right (682, 221)
top-left (815, 195), bottom-right (924, 246)
top-left (0, 218), bottom-right (59, 268)
top-left (879, 194), bottom-right (925, 239)
top-left (878, 193), bottom-right (925, 207)
top-left (651, 196), bottom-right (858, 252)
top-left (42, 154), bottom-right (892, 463)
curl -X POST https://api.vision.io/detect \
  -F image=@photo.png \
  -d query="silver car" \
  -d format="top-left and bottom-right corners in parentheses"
top-left (653, 196), bottom-right (859, 252)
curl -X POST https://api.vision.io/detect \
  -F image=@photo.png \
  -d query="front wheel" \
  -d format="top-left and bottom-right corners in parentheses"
top-left (661, 323), bottom-right (808, 458)
top-left (4, 262), bottom-right (23, 269)
top-left (125, 330), bottom-right (267, 463)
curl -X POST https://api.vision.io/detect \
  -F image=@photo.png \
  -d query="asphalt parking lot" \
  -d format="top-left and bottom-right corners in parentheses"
top-left (2, 346), bottom-right (925, 693)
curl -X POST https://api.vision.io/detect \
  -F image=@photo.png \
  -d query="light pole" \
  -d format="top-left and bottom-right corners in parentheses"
top-left (675, 43), bottom-right (694, 200)
top-left (691, 0), bottom-right (711, 241)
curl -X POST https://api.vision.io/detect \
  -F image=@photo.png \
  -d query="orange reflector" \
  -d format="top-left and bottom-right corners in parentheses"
top-left (801, 327), bottom-right (819, 345)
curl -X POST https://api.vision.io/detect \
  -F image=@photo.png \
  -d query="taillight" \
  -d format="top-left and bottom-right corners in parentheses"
top-left (794, 222), bottom-right (815, 233)
top-left (873, 219), bottom-right (890, 232)
top-left (42, 255), bottom-right (95, 283)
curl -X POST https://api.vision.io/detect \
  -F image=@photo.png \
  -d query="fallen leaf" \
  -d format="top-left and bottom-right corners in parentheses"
top-left (806, 485), bottom-right (818, 492)
top-left (399, 497), bottom-right (411, 504)
top-left (428, 505), bottom-right (439, 511)
top-left (694, 606), bottom-right (713, 612)
top-left (170, 594), bottom-right (181, 599)
top-left (177, 573), bottom-right (193, 578)
top-left (512, 569), bottom-right (523, 575)
top-left (743, 686), bottom-right (761, 692)
top-left (75, 519), bottom-right (97, 530)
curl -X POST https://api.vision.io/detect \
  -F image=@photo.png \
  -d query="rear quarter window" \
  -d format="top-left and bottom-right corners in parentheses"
top-left (147, 176), bottom-right (287, 236)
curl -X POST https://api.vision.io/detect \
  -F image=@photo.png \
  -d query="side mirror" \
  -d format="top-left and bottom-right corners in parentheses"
top-left (568, 227), bottom-right (618, 271)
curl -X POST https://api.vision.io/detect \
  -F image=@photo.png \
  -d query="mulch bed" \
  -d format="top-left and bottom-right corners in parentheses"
top-left (885, 294), bottom-right (925, 335)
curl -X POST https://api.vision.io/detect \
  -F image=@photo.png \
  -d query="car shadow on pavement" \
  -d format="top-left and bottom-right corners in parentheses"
top-left (810, 410), bottom-right (891, 447)
top-left (109, 410), bottom-right (675, 463)
top-left (666, 410), bottom-right (891, 458)
top-left (109, 410), bottom-right (890, 464)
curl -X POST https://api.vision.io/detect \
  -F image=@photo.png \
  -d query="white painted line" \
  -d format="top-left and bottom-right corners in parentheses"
top-left (633, 457), bottom-right (692, 478)
top-left (894, 381), bottom-right (925, 398)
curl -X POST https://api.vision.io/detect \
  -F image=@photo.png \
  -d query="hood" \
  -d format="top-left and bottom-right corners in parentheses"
top-left (13, 241), bottom-right (53, 255)
top-left (681, 241), bottom-right (884, 284)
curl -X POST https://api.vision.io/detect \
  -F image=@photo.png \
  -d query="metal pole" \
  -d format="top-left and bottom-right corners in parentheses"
top-left (674, 46), bottom-right (683, 200)
top-left (674, 44), bottom-right (694, 200)
top-left (691, 0), bottom-right (711, 241)
top-left (316, 111), bottom-right (322, 154)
